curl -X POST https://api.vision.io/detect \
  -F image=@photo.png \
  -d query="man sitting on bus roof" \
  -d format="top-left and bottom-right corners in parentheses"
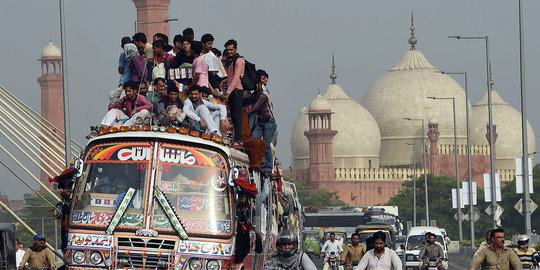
top-left (183, 85), bottom-right (227, 137)
top-left (100, 80), bottom-right (153, 129)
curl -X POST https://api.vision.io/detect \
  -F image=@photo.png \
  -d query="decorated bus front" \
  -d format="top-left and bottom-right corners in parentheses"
top-left (67, 136), bottom-right (233, 269)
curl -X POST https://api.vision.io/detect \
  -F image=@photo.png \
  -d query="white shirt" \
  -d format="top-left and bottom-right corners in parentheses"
top-left (16, 249), bottom-right (25, 267)
top-left (202, 52), bottom-right (220, 73)
top-left (355, 247), bottom-right (402, 270)
top-left (322, 240), bottom-right (343, 257)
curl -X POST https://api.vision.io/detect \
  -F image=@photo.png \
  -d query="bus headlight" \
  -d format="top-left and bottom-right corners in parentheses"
top-left (72, 250), bottom-right (85, 264)
top-left (206, 260), bottom-right (220, 270)
top-left (189, 259), bottom-right (203, 270)
top-left (89, 251), bottom-right (103, 265)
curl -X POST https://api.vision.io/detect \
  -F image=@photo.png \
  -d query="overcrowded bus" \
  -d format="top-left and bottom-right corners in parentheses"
top-left (65, 128), bottom-right (300, 269)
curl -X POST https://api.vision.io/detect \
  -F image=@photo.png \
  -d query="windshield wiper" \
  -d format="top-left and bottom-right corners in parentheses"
top-left (106, 187), bottom-right (137, 235)
top-left (155, 187), bottom-right (188, 240)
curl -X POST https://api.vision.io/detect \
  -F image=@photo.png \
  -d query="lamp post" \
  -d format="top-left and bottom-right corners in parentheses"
top-left (428, 96), bottom-right (463, 242)
top-left (518, 0), bottom-right (531, 235)
top-left (439, 71), bottom-right (474, 247)
top-left (448, 35), bottom-right (497, 229)
top-left (134, 18), bottom-right (178, 33)
top-left (59, 0), bottom-right (71, 166)
top-left (406, 142), bottom-right (417, 227)
top-left (404, 117), bottom-right (429, 223)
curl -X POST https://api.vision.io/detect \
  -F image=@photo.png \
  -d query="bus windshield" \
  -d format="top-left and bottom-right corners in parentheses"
top-left (71, 142), bottom-right (152, 229)
top-left (152, 143), bottom-right (232, 237)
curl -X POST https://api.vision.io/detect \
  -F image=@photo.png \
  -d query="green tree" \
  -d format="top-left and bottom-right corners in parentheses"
top-left (285, 177), bottom-right (347, 207)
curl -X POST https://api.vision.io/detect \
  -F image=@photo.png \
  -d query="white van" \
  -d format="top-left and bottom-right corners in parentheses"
top-left (403, 226), bottom-right (448, 270)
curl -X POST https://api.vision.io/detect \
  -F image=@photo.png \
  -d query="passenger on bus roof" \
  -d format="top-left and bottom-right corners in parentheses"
top-left (152, 32), bottom-right (174, 53)
top-left (201, 33), bottom-right (223, 96)
top-left (200, 86), bottom-right (229, 134)
top-left (157, 81), bottom-right (185, 126)
top-left (183, 41), bottom-right (209, 93)
top-left (249, 70), bottom-right (276, 172)
top-left (182, 27), bottom-right (195, 42)
top-left (118, 36), bottom-right (132, 87)
top-left (100, 80), bottom-right (153, 129)
top-left (183, 85), bottom-right (227, 137)
top-left (169, 34), bottom-right (183, 57)
top-left (222, 39), bottom-right (245, 146)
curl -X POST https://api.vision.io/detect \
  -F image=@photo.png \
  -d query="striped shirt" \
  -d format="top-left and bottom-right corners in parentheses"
top-left (514, 247), bottom-right (538, 269)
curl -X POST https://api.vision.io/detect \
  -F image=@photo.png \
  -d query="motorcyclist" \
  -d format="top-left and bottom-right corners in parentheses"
top-left (341, 233), bottom-right (366, 270)
top-left (322, 232), bottom-right (343, 270)
top-left (514, 235), bottom-right (540, 269)
top-left (263, 230), bottom-right (317, 270)
top-left (419, 233), bottom-right (444, 270)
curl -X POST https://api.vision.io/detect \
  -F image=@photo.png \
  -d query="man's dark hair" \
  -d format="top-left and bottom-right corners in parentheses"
top-left (491, 228), bottom-right (504, 239)
top-left (121, 36), bottom-right (132, 47)
top-left (372, 231), bottom-right (386, 242)
top-left (257, 69), bottom-right (269, 79)
top-left (153, 33), bottom-right (169, 44)
top-left (201, 33), bottom-right (214, 44)
top-left (190, 85), bottom-right (201, 93)
top-left (224, 39), bottom-right (237, 48)
top-left (153, 39), bottom-right (165, 50)
top-left (183, 28), bottom-right (194, 37)
top-left (351, 233), bottom-right (360, 239)
top-left (329, 232), bottom-right (335, 236)
top-left (192, 41), bottom-right (202, 55)
top-left (200, 86), bottom-right (211, 95)
top-left (167, 80), bottom-right (179, 93)
top-left (153, 77), bottom-right (165, 85)
top-left (123, 80), bottom-right (139, 90)
top-left (211, 48), bottom-right (222, 57)
top-left (132, 32), bottom-right (147, 44)
top-left (173, 34), bottom-right (183, 45)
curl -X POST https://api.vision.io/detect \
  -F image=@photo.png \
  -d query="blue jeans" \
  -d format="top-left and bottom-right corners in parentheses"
top-left (252, 119), bottom-right (277, 169)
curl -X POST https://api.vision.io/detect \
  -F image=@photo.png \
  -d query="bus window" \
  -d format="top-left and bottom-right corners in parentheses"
top-left (71, 142), bottom-right (152, 229)
top-left (152, 144), bottom-right (232, 237)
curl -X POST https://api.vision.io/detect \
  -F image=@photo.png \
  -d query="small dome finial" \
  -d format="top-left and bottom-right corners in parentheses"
top-left (330, 53), bottom-right (337, 84)
top-left (408, 12), bottom-right (417, 50)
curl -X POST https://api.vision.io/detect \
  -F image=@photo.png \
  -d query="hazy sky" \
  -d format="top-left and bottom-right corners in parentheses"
top-left (1, 0), bottom-right (539, 200)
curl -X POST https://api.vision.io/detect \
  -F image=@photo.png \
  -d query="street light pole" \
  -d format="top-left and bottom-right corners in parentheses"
top-left (406, 142), bottom-right (417, 226)
top-left (59, 0), bottom-right (71, 166)
top-left (404, 118), bottom-right (429, 223)
top-left (440, 71), bottom-right (475, 247)
top-left (134, 18), bottom-right (179, 33)
top-left (428, 96), bottom-right (463, 242)
top-left (449, 35), bottom-right (497, 228)
top-left (518, 0), bottom-right (531, 236)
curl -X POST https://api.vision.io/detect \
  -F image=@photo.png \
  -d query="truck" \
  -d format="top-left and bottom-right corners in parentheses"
top-left (64, 126), bottom-right (301, 269)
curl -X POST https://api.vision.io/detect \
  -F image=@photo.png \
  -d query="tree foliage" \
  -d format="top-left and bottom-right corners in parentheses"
top-left (285, 177), bottom-right (347, 207)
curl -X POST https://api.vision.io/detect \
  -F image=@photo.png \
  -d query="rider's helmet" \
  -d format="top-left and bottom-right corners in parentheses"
top-left (276, 230), bottom-right (299, 256)
top-left (518, 235), bottom-right (530, 249)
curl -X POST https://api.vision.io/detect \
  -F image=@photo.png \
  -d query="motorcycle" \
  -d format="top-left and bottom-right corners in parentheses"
top-left (344, 260), bottom-right (360, 270)
top-left (421, 257), bottom-right (443, 270)
top-left (328, 251), bottom-right (339, 270)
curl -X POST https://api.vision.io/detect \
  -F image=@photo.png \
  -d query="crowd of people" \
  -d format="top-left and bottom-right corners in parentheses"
top-left (96, 28), bottom-right (277, 172)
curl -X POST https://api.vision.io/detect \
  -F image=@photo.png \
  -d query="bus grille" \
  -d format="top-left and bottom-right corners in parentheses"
top-left (116, 237), bottom-right (176, 269)
top-left (117, 237), bottom-right (176, 249)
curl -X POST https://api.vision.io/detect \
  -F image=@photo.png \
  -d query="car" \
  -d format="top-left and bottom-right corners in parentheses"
top-left (404, 226), bottom-right (448, 270)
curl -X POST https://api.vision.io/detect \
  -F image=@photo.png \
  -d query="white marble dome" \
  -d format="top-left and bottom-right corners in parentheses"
top-left (291, 83), bottom-right (381, 170)
top-left (42, 41), bottom-right (61, 58)
top-left (309, 94), bottom-right (330, 111)
top-left (361, 48), bottom-right (471, 166)
top-left (471, 90), bottom-right (535, 170)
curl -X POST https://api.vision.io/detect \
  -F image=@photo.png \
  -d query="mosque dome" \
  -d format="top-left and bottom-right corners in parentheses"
top-left (471, 90), bottom-right (535, 170)
top-left (42, 41), bottom-right (61, 58)
top-left (309, 94), bottom-right (330, 111)
top-left (291, 81), bottom-right (381, 170)
top-left (361, 48), bottom-right (470, 166)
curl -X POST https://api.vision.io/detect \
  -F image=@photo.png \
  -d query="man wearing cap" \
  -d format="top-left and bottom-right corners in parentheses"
top-left (19, 234), bottom-right (55, 270)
